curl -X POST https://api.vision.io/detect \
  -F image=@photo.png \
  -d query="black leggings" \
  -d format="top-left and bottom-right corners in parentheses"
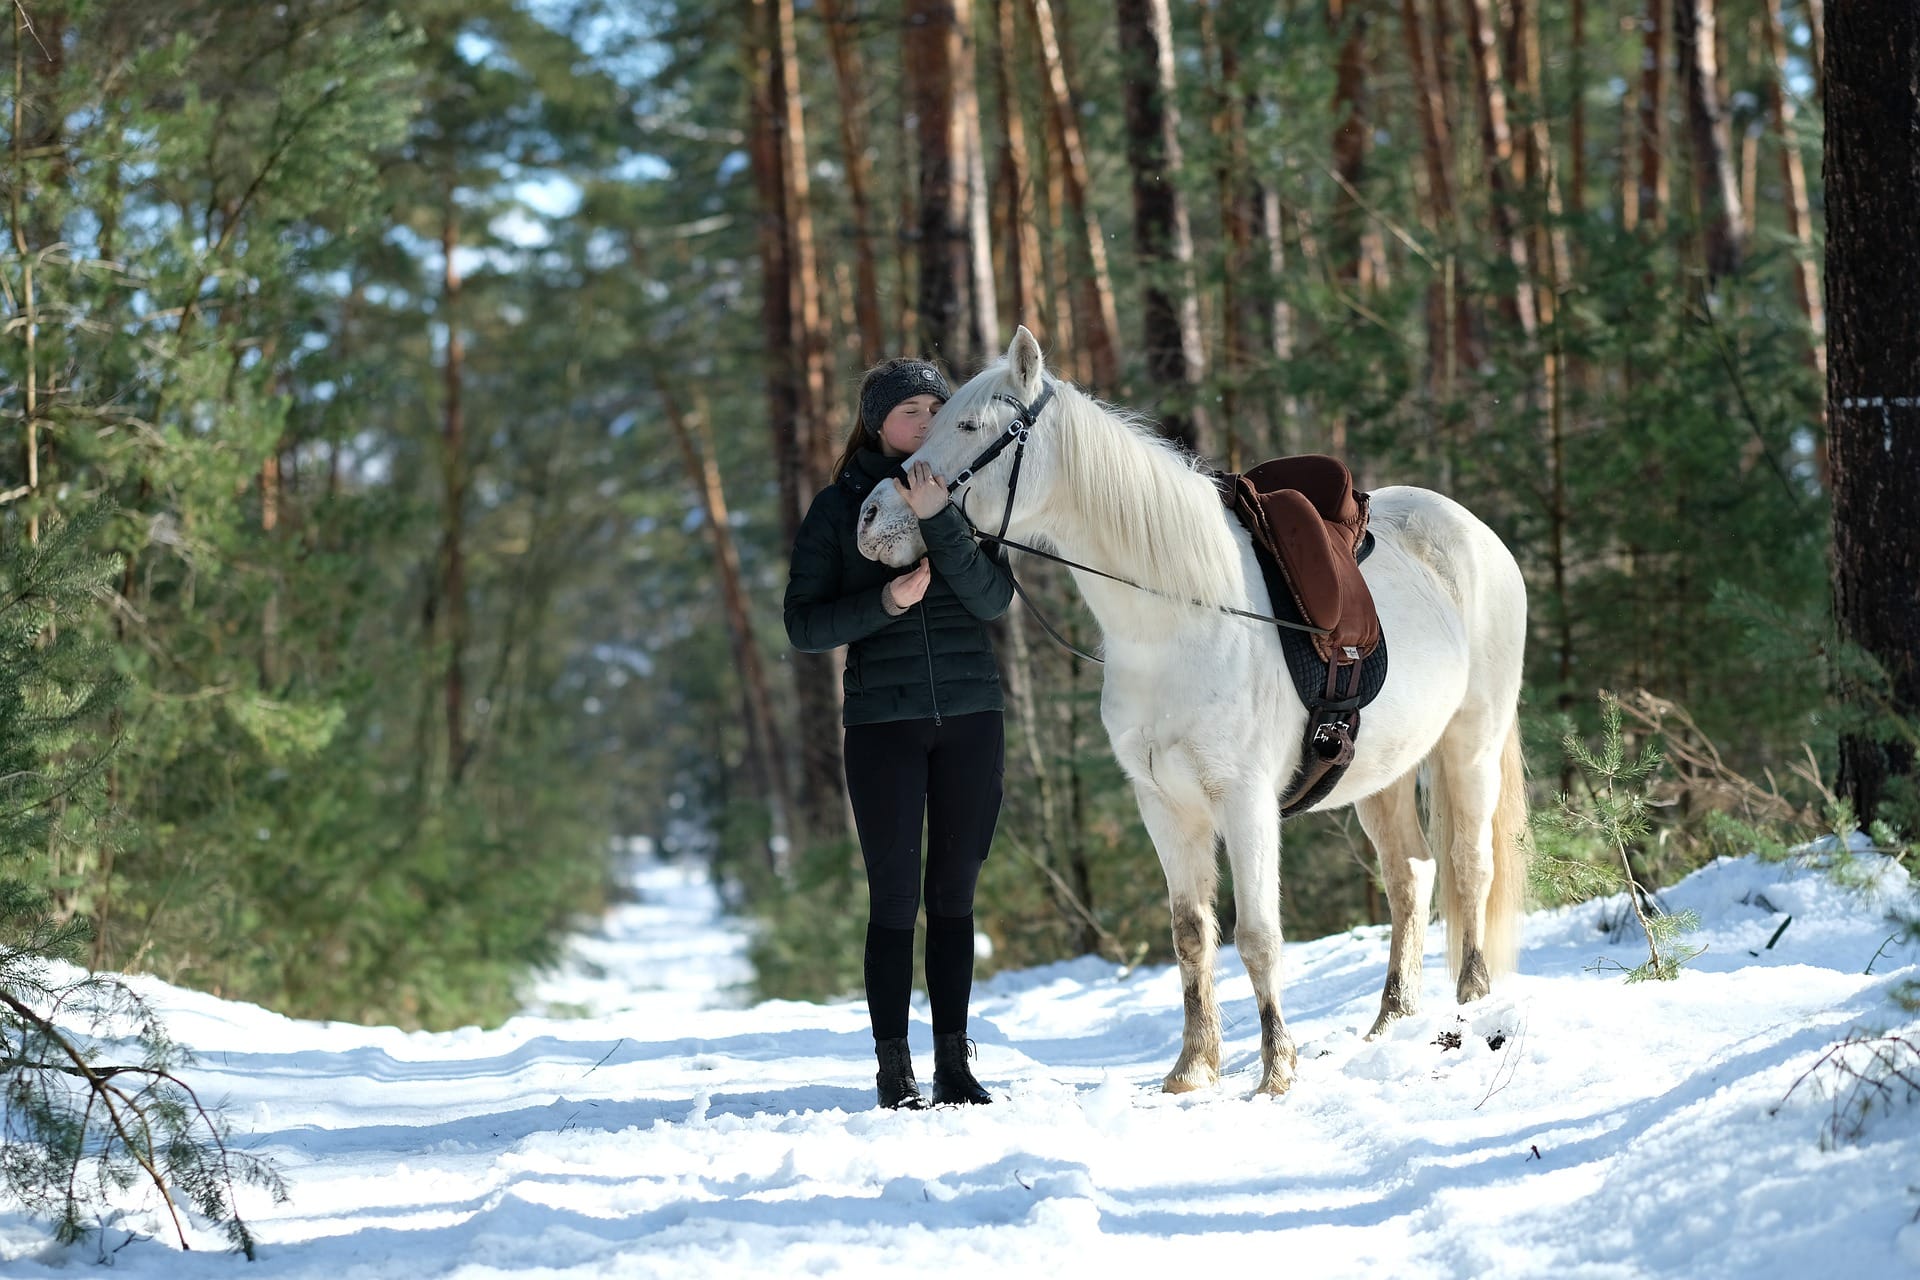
top-left (844, 711), bottom-right (1003, 1039)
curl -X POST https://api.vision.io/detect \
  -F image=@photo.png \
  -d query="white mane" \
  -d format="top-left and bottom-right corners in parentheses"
top-left (951, 361), bottom-right (1247, 613)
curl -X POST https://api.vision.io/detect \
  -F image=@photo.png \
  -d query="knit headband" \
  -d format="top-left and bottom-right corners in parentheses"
top-left (861, 361), bottom-right (952, 438)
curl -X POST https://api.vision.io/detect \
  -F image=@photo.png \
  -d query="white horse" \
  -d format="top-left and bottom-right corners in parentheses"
top-left (857, 327), bottom-right (1530, 1097)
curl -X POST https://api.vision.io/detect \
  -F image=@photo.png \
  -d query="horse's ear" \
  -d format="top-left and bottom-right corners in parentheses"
top-left (1007, 325), bottom-right (1045, 395)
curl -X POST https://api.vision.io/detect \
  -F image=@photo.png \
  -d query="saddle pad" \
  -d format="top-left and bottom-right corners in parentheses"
top-left (1249, 534), bottom-right (1389, 721)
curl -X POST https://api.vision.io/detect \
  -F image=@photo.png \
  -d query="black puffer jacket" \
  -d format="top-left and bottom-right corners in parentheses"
top-left (784, 449), bottom-right (1013, 726)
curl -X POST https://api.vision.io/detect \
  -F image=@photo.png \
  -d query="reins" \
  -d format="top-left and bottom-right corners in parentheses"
top-left (933, 379), bottom-right (1332, 665)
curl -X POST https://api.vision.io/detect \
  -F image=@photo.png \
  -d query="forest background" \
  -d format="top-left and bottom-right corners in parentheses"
top-left (1, 0), bottom-right (1911, 1032)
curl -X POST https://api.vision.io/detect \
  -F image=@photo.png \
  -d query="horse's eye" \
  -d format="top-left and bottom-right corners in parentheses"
top-left (957, 419), bottom-right (980, 433)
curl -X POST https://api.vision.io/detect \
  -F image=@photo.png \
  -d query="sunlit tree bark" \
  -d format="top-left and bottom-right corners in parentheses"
top-left (1027, 0), bottom-right (1120, 389)
top-left (821, 0), bottom-right (886, 365)
top-left (660, 382), bottom-right (794, 873)
top-left (1117, 0), bottom-right (1210, 453)
top-left (1761, 0), bottom-right (1823, 375)
top-left (1675, 0), bottom-right (1745, 279)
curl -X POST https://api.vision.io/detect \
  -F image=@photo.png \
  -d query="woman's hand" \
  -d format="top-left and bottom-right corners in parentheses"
top-left (885, 558), bottom-right (932, 611)
top-left (894, 461), bottom-right (949, 519)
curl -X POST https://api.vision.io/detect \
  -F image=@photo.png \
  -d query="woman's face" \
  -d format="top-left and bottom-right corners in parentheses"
top-left (877, 394), bottom-right (943, 457)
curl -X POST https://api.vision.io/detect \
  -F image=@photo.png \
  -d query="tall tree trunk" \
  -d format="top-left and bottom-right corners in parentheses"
top-left (1633, 0), bottom-right (1668, 233)
top-left (780, 0), bottom-right (848, 825)
top-left (8, 70), bottom-right (37, 547)
top-left (1001, 601), bottom-right (1072, 933)
top-left (1463, 0), bottom-right (1567, 704)
top-left (1515, 0), bottom-right (1573, 712)
top-left (1428, 0), bottom-right (1462, 154)
top-left (906, 0), bottom-right (973, 369)
top-left (751, 0), bottom-right (846, 844)
top-left (1825, 1), bottom-right (1920, 823)
top-left (1761, 0), bottom-right (1824, 375)
top-left (1618, 57), bottom-right (1637, 228)
top-left (776, 0), bottom-right (834, 491)
top-left (1569, 0), bottom-right (1586, 218)
top-left (821, 0), bottom-right (886, 365)
top-left (1401, 0), bottom-right (1474, 395)
top-left (1028, 0), bottom-right (1121, 389)
top-left (958, 7), bottom-right (999, 361)
top-left (1514, 0), bottom-right (1569, 288)
top-left (1675, 0), bottom-right (1745, 279)
top-left (660, 382), bottom-right (795, 873)
top-left (1460, 0), bottom-right (1537, 339)
top-left (1063, 642), bottom-right (1099, 956)
top-left (1258, 182), bottom-right (1300, 455)
top-left (1201, 0), bottom-right (1258, 468)
top-left (1402, 0), bottom-right (1457, 225)
top-left (1035, 88), bottom-right (1084, 383)
top-left (992, 0), bottom-right (1042, 338)
top-left (748, 0), bottom-right (803, 543)
top-left (1117, 0), bottom-right (1210, 454)
top-left (1328, 0), bottom-right (1377, 290)
top-left (1804, 0), bottom-right (1825, 102)
top-left (1740, 112), bottom-right (1759, 243)
top-left (827, 257), bottom-right (859, 363)
top-left (9, 8), bottom-right (60, 544)
top-left (893, 98), bottom-right (920, 348)
top-left (439, 194), bottom-right (470, 785)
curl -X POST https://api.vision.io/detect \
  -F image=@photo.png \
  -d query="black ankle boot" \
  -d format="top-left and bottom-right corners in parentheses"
top-left (931, 1032), bottom-right (993, 1105)
top-left (874, 1037), bottom-right (926, 1110)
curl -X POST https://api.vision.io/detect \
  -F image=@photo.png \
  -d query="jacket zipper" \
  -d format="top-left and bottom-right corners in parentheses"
top-left (918, 605), bottom-right (942, 726)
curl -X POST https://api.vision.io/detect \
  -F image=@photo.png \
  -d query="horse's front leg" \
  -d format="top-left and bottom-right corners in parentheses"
top-left (1354, 770), bottom-right (1435, 1039)
top-left (1135, 783), bottom-right (1222, 1093)
top-left (1221, 782), bottom-right (1296, 1096)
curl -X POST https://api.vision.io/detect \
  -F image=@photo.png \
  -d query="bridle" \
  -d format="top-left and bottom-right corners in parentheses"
top-left (922, 378), bottom-right (1331, 666)
top-left (946, 381), bottom-right (1056, 545)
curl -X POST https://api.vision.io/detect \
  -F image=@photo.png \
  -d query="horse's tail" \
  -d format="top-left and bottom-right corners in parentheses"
top-left (1482, 718), bottom-right (1529, 977)
top-left (1430, 716), bottom-right (1530, 982)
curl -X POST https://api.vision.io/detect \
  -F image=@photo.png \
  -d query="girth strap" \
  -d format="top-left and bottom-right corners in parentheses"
top-left (1279, 650), bottom-right (1367, 819)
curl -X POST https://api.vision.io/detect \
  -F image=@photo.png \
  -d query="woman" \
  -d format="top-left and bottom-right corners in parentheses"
top-left (783, 357), bottom-right (1013, 1110)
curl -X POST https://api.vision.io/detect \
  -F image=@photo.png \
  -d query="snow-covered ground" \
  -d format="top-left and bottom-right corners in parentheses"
top-left (4, 845), bottom-right (1919, 1278)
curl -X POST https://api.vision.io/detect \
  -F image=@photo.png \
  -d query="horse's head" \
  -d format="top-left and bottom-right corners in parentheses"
top-left (856, 326), bottom-right (1055, 565)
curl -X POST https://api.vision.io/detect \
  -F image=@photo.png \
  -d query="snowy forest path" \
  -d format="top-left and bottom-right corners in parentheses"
top-left (3, 850), bottom-right (1919, 1277)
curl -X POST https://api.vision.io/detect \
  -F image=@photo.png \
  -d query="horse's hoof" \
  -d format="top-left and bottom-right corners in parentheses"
top-left (1252, 1069), bottom-right (1295, 1098)
top-left (1456, 949), bottom-right (1492, 1004)
top-left (1253, 1047), bottom-right (1298, 1097)
top-left (1365, 1008), bottom-right (1408, 1041)
top-left (1162, 1065), bottom-right (1218, 1094)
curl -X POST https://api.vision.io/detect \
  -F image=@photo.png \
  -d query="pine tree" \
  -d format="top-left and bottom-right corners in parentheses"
top-left (0, 505), bottom-right (284, 1254)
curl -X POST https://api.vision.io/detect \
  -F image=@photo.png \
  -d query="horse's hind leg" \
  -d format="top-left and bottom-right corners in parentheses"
top-left (1355, 770), bottom-right (1436, 1039)
top-left (1135, 784), bottom-right (1222, 1093)
top-left (1221, 783), bottom-right (1296, 1095)
top-left (1434, 728), bottom-right (1504, 1004)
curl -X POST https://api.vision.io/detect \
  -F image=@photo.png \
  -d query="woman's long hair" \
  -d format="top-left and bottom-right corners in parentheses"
top-left (829, 357), bottom-right (932, 481)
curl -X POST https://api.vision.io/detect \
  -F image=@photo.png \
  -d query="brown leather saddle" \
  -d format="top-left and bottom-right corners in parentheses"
top-left (1218, 455), bottom-right (1380, 663)
top-left (1215, 454), bottom-right (1387, 817)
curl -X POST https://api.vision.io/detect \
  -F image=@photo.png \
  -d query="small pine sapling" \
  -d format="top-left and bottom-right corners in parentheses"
top-left (1532, 694), bottom-right (1704, 982)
